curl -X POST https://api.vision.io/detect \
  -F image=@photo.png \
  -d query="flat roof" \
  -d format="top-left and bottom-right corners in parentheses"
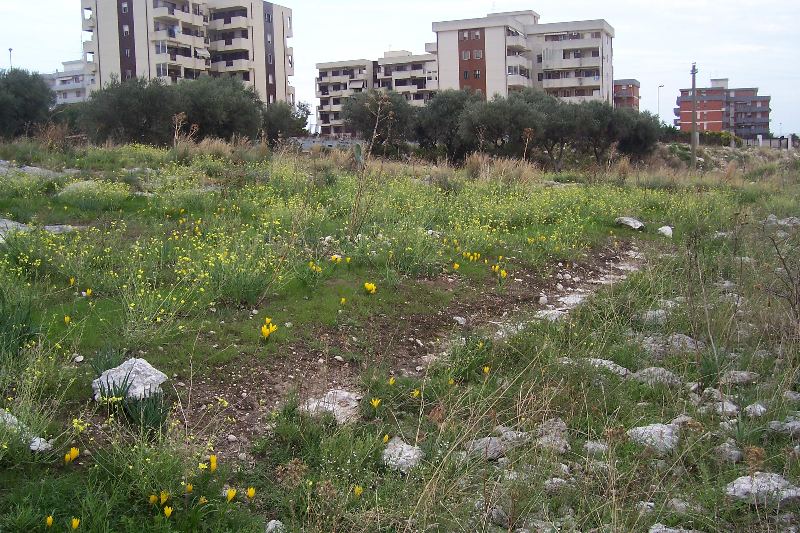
top-left (614, 79), bottom-right (640, 87)
top-left (527, 19), bottom-right (615, 38)
top-left (316, 59), bottom-right (373, 70)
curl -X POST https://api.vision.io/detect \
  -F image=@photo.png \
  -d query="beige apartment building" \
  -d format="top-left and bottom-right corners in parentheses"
top-left (80, 0), bottom-right (294, 105)
top-left (43, 60), bottom-right (96, 106)
top-left (433, 11), bottom-right (614, 103)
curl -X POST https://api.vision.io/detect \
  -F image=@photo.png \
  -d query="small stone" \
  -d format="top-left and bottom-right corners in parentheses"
top-left (584, 441), bottom-right (608, 456)
top-left (616, 217), bottom-right (645, 230)
top-left (649, 524), bottom-right (702, 533)
top-left (784, 391), bottom-right (800, 403)
top-left (237, 452), bottom-right (248, 461)
top-left (453, 316), bottom-right (466, 326)
top-left (636, 501), bottom-right (655, 514)
top-left (265, 520), bottom-right (286, 533)
top-left (73, 355), bottom-right (84, 363)
top-left (630, 367), bottom-right (682, 387)
top-left (91, 358), bottom-right (167, 401)
top-left (544, 477), bottom-right (570, 494)
top-left (226, 434), bottom-right (238, 443)
top-left (719, 370), bottom-right (759, 386)
top-left (744, 403), bottom-right (767, 418)
top-left (725, 472), bottom-right (800, 505)
top-left (657, 226), bottom-right (674, 238)
top-left (333, 355), bottom-right (345, 363)
top-left (464, 436), bottom-right (505, 461)
top-left (302, 389), bottom-right (362, 424)
top-left (538, 295), bottom-right (548, 305)
top-left (642, 309), bottom-right (668, 325)
top-left (714, 441), bottom-right (743, 463)
top-left (627, 423), bottom-right (679, 455)
top-left (382, 437), bottom-right (424, 473)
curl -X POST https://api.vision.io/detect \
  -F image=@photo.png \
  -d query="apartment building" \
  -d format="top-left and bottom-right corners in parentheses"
top-left (43, 60), bottom-right (96, 105)
top-left (80, 0), bottom-right (295, 105)
top-left (315, 50), bottom-right (438, 136)
top-left (613, 79), bottom-right (640, 110)
top-left (673, 78), bottom-right (771, 139)
top-left (432, 11), bottom-right (614, 104)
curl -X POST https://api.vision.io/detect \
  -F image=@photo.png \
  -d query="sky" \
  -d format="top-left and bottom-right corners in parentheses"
top-left (2, 0), bottom-right (798, 135)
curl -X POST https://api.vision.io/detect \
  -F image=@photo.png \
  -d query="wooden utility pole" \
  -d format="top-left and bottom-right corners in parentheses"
top-left (690, 63), bottom-right (698, 171)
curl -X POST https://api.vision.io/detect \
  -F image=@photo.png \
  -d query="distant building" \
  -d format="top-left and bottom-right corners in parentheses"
top-left (43, 60), bottom-right (95, 105)
top-left (673, 78), bottom-right (771, 139)
top-left (613, 79), bottom-right (639, 110)
top-left (80, 0), bottom-right (295, 105)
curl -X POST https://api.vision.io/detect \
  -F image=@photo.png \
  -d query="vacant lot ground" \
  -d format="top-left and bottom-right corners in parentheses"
top-left (0, 144), bottom-right (799, 532)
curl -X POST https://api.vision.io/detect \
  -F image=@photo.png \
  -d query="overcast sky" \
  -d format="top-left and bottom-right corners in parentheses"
top-left (2, 0), bottom-right (797, 135)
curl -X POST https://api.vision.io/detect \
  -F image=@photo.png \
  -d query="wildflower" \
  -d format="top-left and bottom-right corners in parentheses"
top-left (500, 269), bottom-right (508, 279)
top-left (70, 447), bottom-right (79, 461)
top-left (260, 321), bottom-right (278, 339)
top-left (330, 254), bottom-right (342, 264)
top-left (164, 506), bottom-right (173, 518)
top-left (340, 297), bottom-right (347, 305)
top-left (370, 398), bottom-right (381, 409)
top-left (483, 366), bottom-right (491, 375)
top-left (69, 277), bottom-right (75, 286)
top-left (453, 263), bottom-right (460, 271)
top-left (148, 494), bottom-right (158, 505)
top-left (353, 485), bottom-right (363, 498)
top-left (411, 389), bottom-right (421, 398)
top-left (46, 516), bottom-right (53, 527)
top-left (199, 496), bottom-right (208, 505)
top-left (160, 490), bottom-right (169, 505)
top-left (185, 483), bottom-right (193, 494)
top-left (383, 434), bottom-right (390, 444)
top-left (388, 376), bottom-right (396, 386)
top-left (246, 486), bottom-right (256, 499)
top-left (346, 257), bottom-right (352, 264)
top-left (448, 377), bottom-right (455, 386)
top-left (226, 488), bottom-right (237, 502)
top-left (364, 282), bottom-right (377, 295)
top-left (64, 315), bottom-right (71, 326)
top-left (84, 288), bottom-right (92, 297)
top-left (198, 462), bottom-right (208, 470)
top-left (71, 518), bottom-right (80, 529)
top-left (209, 454), bottom-right (217, 472)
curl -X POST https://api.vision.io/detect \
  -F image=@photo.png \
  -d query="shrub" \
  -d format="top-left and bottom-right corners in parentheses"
top-left (57, 180), bottom-right (130, 211)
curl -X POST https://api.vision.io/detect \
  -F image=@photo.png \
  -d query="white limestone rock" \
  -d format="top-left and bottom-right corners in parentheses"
top-left (464, 436), bottom-right (506, 461)
top-left (725, 472), bottom-right (800, 506)
top-left (627, 423), bottom-right (679, 455)
top-left (631, 367), bottom-right (682, 387)
top-left (648, 524), bottom-right (703, 533)
top-left (584, 441), bottom-right (608, 456)
top-left (0, 411), bottom-right (53, 453)
top-left (714, 440), bottom-right (743, 463)
top-left (657, 226), bottom-right (674, 238)
top-left (534, 418), bottom-right (570, 455)
top-left (642, 309), bottom-right (668, 325)
top-left (744, 403), bottom-right (768, 418)
top-left (265, 520), bottom-right (286, 533)
top-left (302, 389), bottom-right (362, 424)
top-left (382, 437), bottom-right (424, 473)
top-left (585, 358), bottom-right (630, 378)
top-left (719, 370), bottom-right (759, 386)
top-left (616, 217), bottom-right (645, 230)
top-left (91, 358), bottom-right (167, 401)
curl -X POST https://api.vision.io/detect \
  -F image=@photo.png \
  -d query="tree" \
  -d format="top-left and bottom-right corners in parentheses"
top-left (0, 69), bottom-right (55, 138)
top-left (175, 76), bottom-right (265, 140)
top-left (342, 90), bottom-right (415, 155)
top-left (575, 101), bottom-right (631, 164)
top-left (80, 77), bottom-right (178, 145)
top-left (511, 89), bottom-right (577, 172)
top-left (458, 97), bottom-right (512, 152)
top-left (263, 101), bottom-right (310, 145)
top-left (617, 110), bottom-right (661, 159)
top-left (416, 89), bottom-right (482, 161)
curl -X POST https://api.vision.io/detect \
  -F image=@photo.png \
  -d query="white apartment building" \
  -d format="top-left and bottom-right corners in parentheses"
top-left (376, 50), bottom-right (438, 107)
top-left (433, 11), bottom-right (614, 104)
top-left (80, 0), bottom-right (294, 105)
top-left (315, 59), bottom-right (374, 136)
top-left (43, 60), bottom-right (96, 105)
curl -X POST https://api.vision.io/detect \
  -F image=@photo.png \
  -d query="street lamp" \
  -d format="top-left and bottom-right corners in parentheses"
top-left (8, 48), bottom-right (12, 70)
top-left (657, 84), bottom-right (665, 122)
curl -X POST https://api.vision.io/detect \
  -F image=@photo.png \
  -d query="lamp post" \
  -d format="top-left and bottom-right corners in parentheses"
top-left (657, 84), bottom-right (665, 122)
top-left (8, 48), bottom-right (12, 70)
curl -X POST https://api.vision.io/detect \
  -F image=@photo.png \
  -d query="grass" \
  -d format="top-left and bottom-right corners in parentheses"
top-left (0, 140), bottom-right (798, 531)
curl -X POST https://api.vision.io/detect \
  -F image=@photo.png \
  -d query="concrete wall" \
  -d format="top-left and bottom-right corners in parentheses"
top-left (484, 26), bottom-right (508, 98)
top-left (436, 30), bottom-right (460, 92)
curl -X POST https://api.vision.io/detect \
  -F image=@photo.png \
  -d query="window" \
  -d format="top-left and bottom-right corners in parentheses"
top-left (563, 50), bottom-right (570, 60)
top-left (592, 49), bottom-right (599, 57)
top-left (474, 70), bottom-right (481, 79)
top-left (121, 2), bottom-right (128, 14)
top-left (461, 31), bottom-right (469, 40)
top-left (462, 51), bottom-right (470, 61)
top-left (474, 50), bottom-right (483, 60)
top-left (125, 69), bottom-right (132, 79)
top-left (472, 30), bottom-right (481, 39)
top-left (269, 74), bottom-right (274, 84)
top-left (463, 70), bottom-right (469, 80)
top-left (155, 41), bottom-right (167, 54)
top-left (592, 32), bottom-right (601, 39)
top-left (266, 13), bottom-right (272, 23)
top-left (124, 49), bottom-right (131, 58)
top-left (123, 25), bottom-right (130, 36)
top-left (268, 54), bottom-right (273, 64)
top-left (267, 33), bottom-right (272, 43)
top-left (537, 73), bottom-right (543, 81)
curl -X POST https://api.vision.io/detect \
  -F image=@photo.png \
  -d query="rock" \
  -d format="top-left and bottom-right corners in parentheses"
top-left (382, 437), bottom-right (424, 473)
top-left (616, 217), bottom-right (645, 230)
top-left (725, 472), bottom-right (800, 506)
top-left (265, 520), bottom-right (286, 533)
top-left (784, 391), bottom-right (800, 403)
top-left (534, 418), bottom-right (570, 454)
top-left (657, 226), bottom-right (674, 238)
top-left (302, 389), bottom-right (362, 424)
top-left (699, 400), bottom-right (739, 417)
top-left (464, 437), bottom-right (506, 461)
top-left (627, 423), bottom-right (679, 455)
top-left (669, 414), bottom-right (697, 428)
top-left (584, 441), bottom-right (608, 456)
top-left (744, 403), bottom-right (768, 418)
top-left (719, 370), bottom-right (759, 386)
top-left (535, 309), bottom-right (567, 322)
top-left (91, 358), bottom-right (167, 401)
top-left (648, 524), bottom-right (703, 533)
top-left (585, 358), bottom-right (630, 378)
top-left (0, 411), bottom-right (52, 453)
top-left (496, 425), bottom-right (531, 445)
top-left (333, 355), bottom-right (345, 363)
top-left (630, 367), bottom-right (682, 387)
top-left (544, 477), bottom-right (570, 494)
top-left (636, 501), bottom-right (655, 514)
top-left (669, 333), bottom-right (705, 352)
top-left (226, 434), bottom-right (238, 443)
top-left (768, 413), bottom-right (800, 438)
top-left (715, 440), bottom-right (743, 463)
top-left (538, 295), bottom-right (548, 305)
top-left (666, 498), bottom-right (702, 514)
top-left (73, 355), bottom-right (84, 363)
top-left (453, 316), bottom-right (467, 326)
top-left (642, 309), bottom-right (668, 325)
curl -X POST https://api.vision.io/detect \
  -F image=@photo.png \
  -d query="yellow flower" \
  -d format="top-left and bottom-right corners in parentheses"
top-left (483, 366), bottom-right (491, 375)
top-left (383, 434), bottom-right (390, 444)
top-left (353, 485), bottom-right (363, 498)
top-left (64, 452), bottom-right (71, 464)
top-left (164, 506), bottom-right (173, 518)
top-left (500, 269), bottom-right (508, 279)
top-left (85, 288), bottom-right (92, 297)
top-left (46, 515), bottom-right (53, 527)
top-left (346, 257), bottom-right (352, 263)
top-left (331, 254), bottom-right (342, 264)
top-left (198, 462), bottom-right (208, 470)
top-left (340, 297), bottom-right (347, 305)
top-left (160, 490), bottom-right (169, 505)
top-left (209, 454), bottom-right (217, 472)
top-left (448, 377), bottom-right (455, 386)
top-left (199, 496), bottom-right (208, 505)
top-left (69, 447), bottom-right (79, 461)
top-left (411, 389), bottom-right (421, 398)
top-left (453, 263), bottom-right (460, 271)
top-left (186, 483), bottom-right (193, 494)
top-left (64, 315), bottom-right (71, 326)
top-left (388, 376), bottom-right (396, 386)
top-left (148, 494), bottom-right (158, 505)
top-left (364, 282), bottom-right (377, 295)
top-left (71, 517), bottom-right (80, 530)
top-left (246, 486), bottom-right (256, 499)
top-left (370, 398), bottom-right (381, 409)
top-left (69, 277), bottom-right (75, 286)
top-left (226, 488), bottom-right (237, 502)
top-left (260, 322), bottom-right (278, 339)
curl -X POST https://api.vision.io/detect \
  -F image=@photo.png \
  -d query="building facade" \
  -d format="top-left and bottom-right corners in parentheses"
top-left (432, 11), bottom-right (614, 103)
top-left (673, 78), bottom-right (771, 139)
top-left (44, 60), bottom-right (96, 105)
top-left (613, 79), bottom-right (640, 110)
top-left (80, 0), bottom-right (294, 105)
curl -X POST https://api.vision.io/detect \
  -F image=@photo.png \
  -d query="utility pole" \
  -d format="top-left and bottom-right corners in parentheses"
top-left (690, 63), bottom-right (698, 171)
top-left (8, 48), bottom-right (12, 70)
top-left (657, 84), bottom-right (664, 122)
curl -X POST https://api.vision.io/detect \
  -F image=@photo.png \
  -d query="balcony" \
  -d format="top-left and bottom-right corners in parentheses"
top-left (82, 40), bottom-right (96, 55)
top-left (507, 54), bottom-right (530, 69)
top-left (542, 56), bottom-right (599, 70)
top-left (54, 79), bottom-right (86, 91)
top-left (210, 37), bottom-right (250, 52)
top-left (542, 76), bottom-right (599, 90)
top-left (507, 74), bottom-right (531, 88)
top-left (208, 16), bottom-right (249, 30)
top-left (285, 47), bottom-right (294, 76)
top-left (210, 58), bottom-right (252, 72)
top-left (506, 33), bottom-right (530, 51)
top-left (82, 15), bottom-right (95, 31)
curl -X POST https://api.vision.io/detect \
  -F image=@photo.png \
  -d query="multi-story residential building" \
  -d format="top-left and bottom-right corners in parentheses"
top-left (673, 78), bottom-right (771, 139)
top-left (613, 79), bottom-right (640, 110)
top-left (80, 0), bottom-right (294, 105)
top-left (315, 50), bottom-right (438, 136)
top-left (43, 60), bottom-right (96, 105)
top-left (315, 59), bottom-right (374, 136)
top-left (432, 11), bottom-right (614, 103)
